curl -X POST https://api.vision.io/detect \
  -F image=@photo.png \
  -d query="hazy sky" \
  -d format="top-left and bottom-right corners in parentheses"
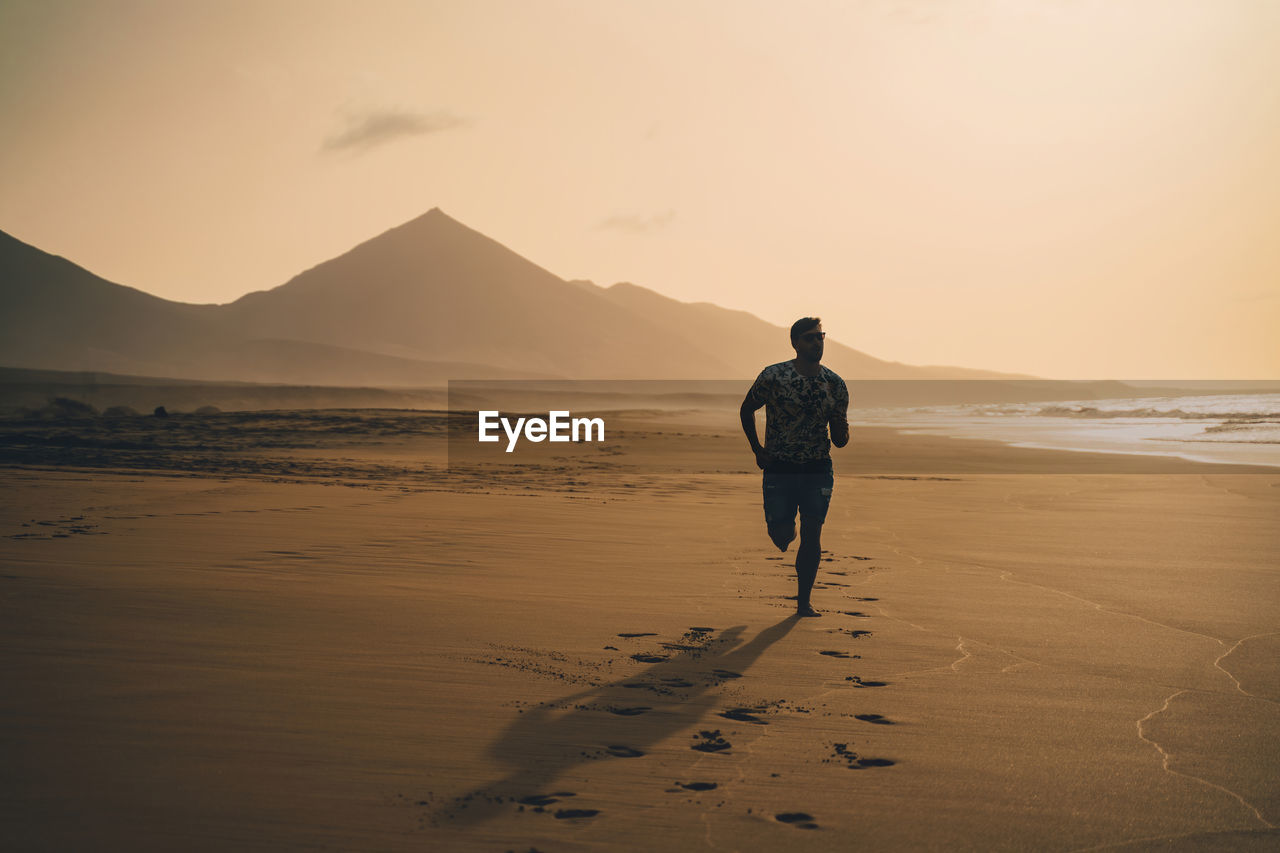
top-left (2, 0), bottom-right (1277, 378)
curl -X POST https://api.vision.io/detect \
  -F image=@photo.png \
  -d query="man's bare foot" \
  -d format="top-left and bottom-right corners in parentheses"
top-left (797, 604), bottom-right (821, 617)
top-left (768, 523), bottom-right (796, 553)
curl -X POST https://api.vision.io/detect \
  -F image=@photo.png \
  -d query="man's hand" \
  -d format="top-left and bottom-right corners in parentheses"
top-left (741, 390), bottom-right (770, 467)
top-left (830, 415), bottom-right (850, 449)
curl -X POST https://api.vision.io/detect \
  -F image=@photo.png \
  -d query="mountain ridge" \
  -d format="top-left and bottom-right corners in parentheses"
top-left (0, 211), bottom-right (1031, 384)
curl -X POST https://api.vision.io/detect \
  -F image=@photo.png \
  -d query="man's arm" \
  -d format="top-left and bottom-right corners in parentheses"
top-left (740, 391), bottom-right (772, 469)
top-left (830, 385), bottom-right (850, 448)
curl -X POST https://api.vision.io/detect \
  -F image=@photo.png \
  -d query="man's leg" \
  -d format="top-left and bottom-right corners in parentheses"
top-left (795, 516), bottom-right (823, 616)
top-left (763, 472), bottom-right (798, 552)
top-left (794, 469), bottom-right (834, 617)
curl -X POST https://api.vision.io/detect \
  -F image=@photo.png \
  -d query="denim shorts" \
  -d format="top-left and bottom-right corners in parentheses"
top-left (763, 467), bottom-right (835, 526)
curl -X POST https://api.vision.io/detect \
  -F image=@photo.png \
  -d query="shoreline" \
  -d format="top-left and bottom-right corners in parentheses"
top-left (842, 426), bottom-right (1279, 475)
top-left (854, 420), bottom-right (1280, 471)
top-left (1002, 437), bottom-right (1280, 470)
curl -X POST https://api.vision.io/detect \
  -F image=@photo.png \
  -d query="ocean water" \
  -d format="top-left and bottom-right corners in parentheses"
top-left (854, 392), bottom-right (1280, 469)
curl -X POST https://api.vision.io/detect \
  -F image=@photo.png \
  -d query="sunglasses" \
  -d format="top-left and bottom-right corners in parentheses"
top-left (798, 332), bottom-right (826, 342)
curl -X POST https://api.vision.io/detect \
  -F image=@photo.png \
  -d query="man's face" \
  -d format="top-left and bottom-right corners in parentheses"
top-left (793, 323), bottom-right (825, 363)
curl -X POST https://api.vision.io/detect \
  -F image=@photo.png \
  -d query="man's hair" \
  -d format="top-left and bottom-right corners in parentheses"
top-left (790, 316), bottom-right (822, 341)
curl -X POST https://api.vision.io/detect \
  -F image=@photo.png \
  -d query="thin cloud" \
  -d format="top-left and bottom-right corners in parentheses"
top-left (597, 210), bottom-right (676, 234)
top-left (323, 109), bottom-right (468, 153)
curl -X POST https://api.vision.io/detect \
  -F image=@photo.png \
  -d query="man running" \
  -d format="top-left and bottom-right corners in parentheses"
top-left (740, 317), bottom-right (850, 617)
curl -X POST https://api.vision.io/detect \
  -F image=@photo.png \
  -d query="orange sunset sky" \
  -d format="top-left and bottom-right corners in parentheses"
top-left (2, 0), bottom-right (1277, 379)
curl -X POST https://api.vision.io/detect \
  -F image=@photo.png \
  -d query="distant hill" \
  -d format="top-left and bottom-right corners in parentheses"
top-left (0, 228), bottom-right (225, 377)
top-left (1, 209), bottom-right (1028, 385)
top-left (589, 280), bottom-right (1021, 380)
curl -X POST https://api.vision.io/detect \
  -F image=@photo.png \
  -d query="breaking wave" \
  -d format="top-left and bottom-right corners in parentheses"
top-left (1034, 405), bottom-right (1277, 420)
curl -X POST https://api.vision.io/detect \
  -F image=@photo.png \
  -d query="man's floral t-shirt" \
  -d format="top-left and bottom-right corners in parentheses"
top-left (748, 361), bottom-right (849, 467)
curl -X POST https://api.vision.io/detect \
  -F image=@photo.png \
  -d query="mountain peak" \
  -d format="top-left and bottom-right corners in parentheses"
top-left (398, 206), bottom-right (457, 230)
top-left (380, 207), bottom-right (504, 249)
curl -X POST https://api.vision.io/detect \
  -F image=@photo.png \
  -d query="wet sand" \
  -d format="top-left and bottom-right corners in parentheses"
top-left (1, 411), bottom-right (1277, 851)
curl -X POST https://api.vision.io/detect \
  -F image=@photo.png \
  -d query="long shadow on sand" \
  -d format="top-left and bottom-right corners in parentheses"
top-left (438, 616), bottom-right (798, 826)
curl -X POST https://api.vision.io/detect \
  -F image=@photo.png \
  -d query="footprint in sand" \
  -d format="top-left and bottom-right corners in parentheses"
top-left (775, 812), bottom-right (820, 829)
top-left (691, 730), bottom-right (732, 753)
top-left (554, 808), bottom-right (600, 819)
top-left (718, 708), bottom-right (768, 725)
top-left (854, 714), bottom-right (895, 725)
top-left (518, 793), bottom-right (575, 808)
top-left (830, 743), bottom-right (896, 769)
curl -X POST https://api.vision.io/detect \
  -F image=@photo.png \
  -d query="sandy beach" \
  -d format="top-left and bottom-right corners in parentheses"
top-left (2, 410), bottom-right (1277, 851)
